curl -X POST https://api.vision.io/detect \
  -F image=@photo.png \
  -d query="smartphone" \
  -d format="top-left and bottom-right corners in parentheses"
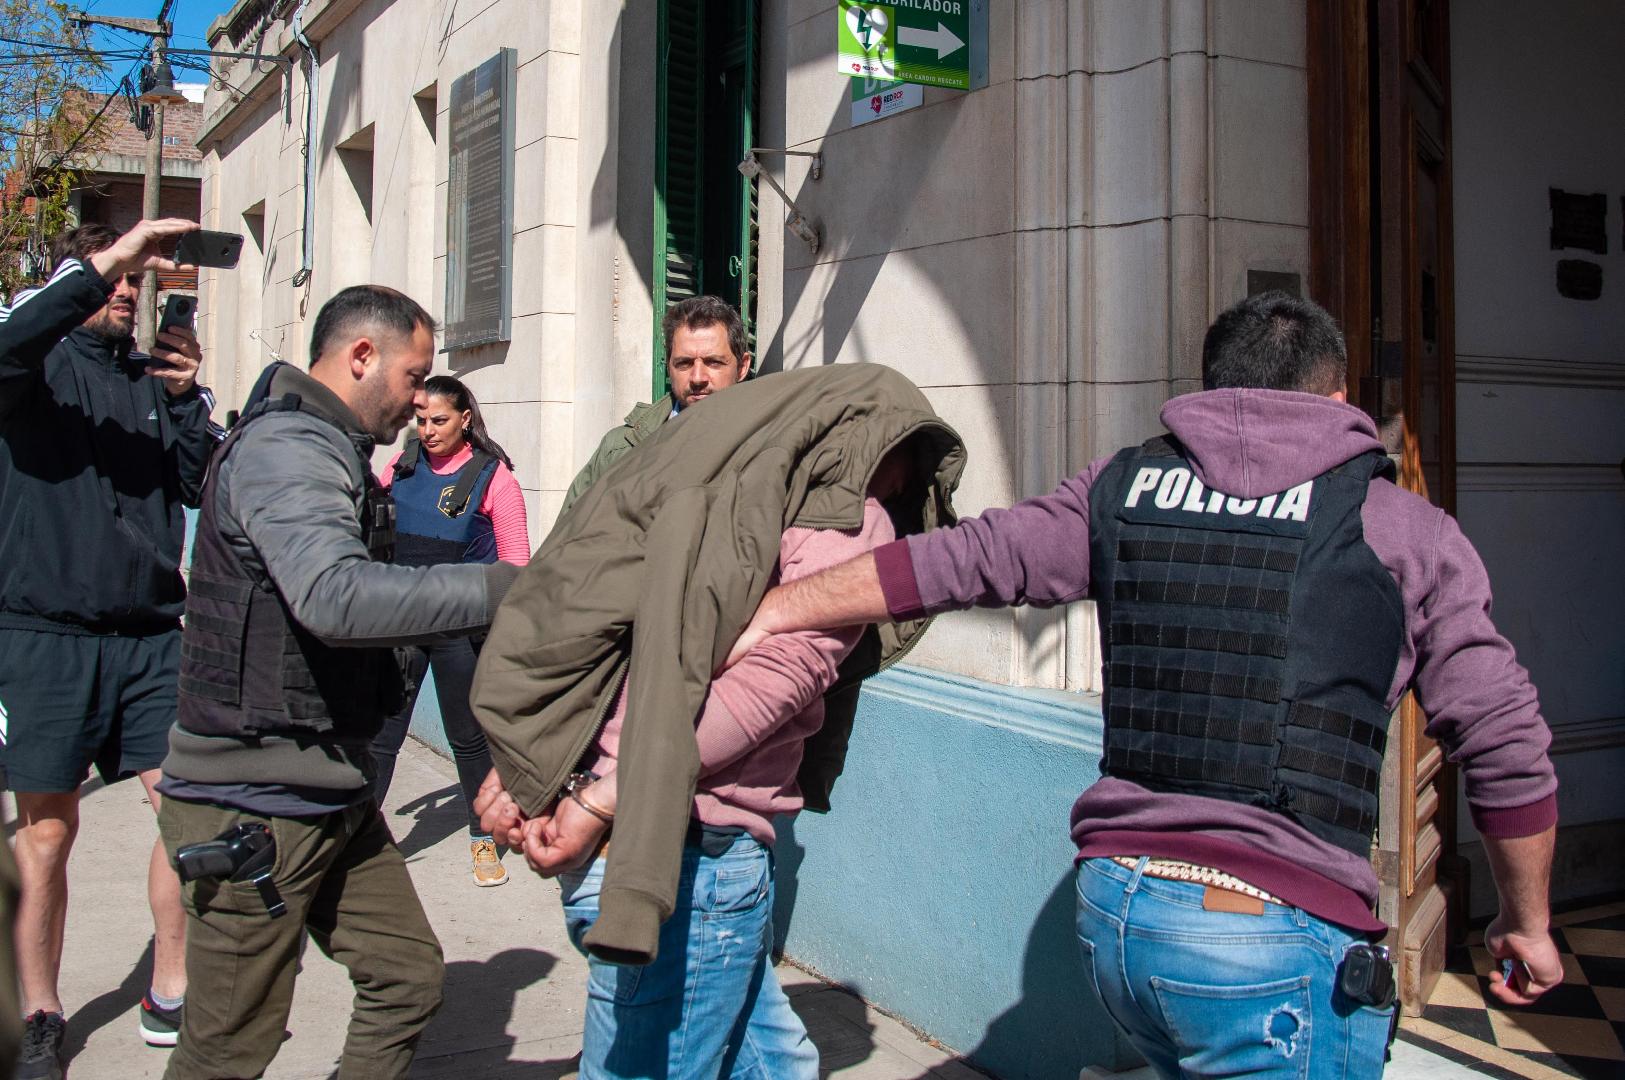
top-left (175, 229), bottom-right (244, 269)
top-left (150, 294), bottom-right (197, 369)
top-left (158, 293), bottom-right (196, 336)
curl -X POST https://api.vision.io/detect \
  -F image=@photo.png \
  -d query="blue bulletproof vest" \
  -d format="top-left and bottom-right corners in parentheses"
top-left (390, 441), bottom-right (499, 567)
top-left (1087, 436), bottom-right (1405, 857)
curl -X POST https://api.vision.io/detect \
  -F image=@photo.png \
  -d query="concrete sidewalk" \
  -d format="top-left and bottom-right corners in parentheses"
top-left (35, 739), bottom-right (1493, 1079)
top-left (37, 739), bottom-right (983, 1079)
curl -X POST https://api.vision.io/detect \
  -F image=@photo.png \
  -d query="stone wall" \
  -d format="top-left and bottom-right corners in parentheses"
top-left (759, 1), bottom-right (1309, 692)
top-left (198, 0), bottom-right (587, 549)
top-left (198, 0), bottom-right (1312, 691)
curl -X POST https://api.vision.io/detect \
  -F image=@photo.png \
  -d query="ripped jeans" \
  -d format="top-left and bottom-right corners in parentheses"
top-left (558, 832), bottom-right (818, 1079)
top-left (1075, 857), bottom-right (1394, 1078)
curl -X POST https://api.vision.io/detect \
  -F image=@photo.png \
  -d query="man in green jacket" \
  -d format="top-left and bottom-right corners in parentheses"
top-left (561, 295), bottom-right (752, 510)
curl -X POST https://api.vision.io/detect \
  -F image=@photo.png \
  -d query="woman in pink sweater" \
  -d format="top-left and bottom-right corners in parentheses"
top-left (372, 375), bottom-right (529, 887)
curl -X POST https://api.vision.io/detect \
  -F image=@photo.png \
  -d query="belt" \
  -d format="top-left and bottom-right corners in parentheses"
top-left (1112, 856), bottom-right (1288, 909)
top-left (588, 821), bottom-right (744, 862)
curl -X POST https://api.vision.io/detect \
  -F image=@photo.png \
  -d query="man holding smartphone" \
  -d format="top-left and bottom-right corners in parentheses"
top-left (0, 219), bottom-right (222, 1079)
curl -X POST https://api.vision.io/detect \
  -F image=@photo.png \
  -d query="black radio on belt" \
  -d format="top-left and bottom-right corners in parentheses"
top-left (172, 822), bottom-right (287, 918)
top-left (1339, 942), bottom-right (1396, 1007)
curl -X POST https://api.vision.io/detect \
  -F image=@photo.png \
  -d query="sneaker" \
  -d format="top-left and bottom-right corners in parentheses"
top-left (139, 994), bottom-right (183, 1047)
top-left (471, 836), bottom-right (508, 887)
top-left (17, 1010), bottom-right (65, 1080)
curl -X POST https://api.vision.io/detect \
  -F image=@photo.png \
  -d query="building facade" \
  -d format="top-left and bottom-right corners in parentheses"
top-left (194, 1), bottom-right (1622, 1074)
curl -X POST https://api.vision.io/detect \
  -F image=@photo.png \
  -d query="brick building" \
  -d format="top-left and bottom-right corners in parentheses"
top-left (59, 85), bottom-right (206, 295)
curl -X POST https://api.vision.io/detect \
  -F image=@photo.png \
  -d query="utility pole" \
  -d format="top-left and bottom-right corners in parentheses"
top-left (71, 3), bottom-right (180, 350)
top-left (140, 36), bottom-right (166, 350)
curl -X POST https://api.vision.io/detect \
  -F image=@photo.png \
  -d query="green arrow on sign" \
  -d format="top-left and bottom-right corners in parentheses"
top-left (898, 21), bottom-right (964, 60)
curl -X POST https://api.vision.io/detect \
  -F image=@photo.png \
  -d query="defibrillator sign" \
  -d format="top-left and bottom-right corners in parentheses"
top-left (836, 0), bottom-right (981, 90)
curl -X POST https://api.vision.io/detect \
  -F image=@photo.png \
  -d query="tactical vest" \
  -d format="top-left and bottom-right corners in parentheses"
top-left (1088, 436), bottom-right (1405, 856)
top-left (389, 440), bottom-right (499, 567)
top-left (177, 388), bottom-right (406, 740)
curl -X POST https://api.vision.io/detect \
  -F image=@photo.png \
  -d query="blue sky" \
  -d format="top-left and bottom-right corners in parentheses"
top-left (73, 0), bottom-right (234, 91)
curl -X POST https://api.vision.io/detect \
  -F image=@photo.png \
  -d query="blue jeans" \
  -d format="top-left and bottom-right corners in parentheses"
top-left (1075, 857), bottom-right (1394, 1079)
top-left (558, 833), bottom-right (818, 1080)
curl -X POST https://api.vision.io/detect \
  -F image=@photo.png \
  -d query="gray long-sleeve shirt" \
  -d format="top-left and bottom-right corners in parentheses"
top-left (161, 363), bottom-right (513, 807)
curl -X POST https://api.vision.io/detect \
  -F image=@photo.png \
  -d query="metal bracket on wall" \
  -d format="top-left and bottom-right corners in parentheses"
top-left (739, 148), bottom-right (823, 254)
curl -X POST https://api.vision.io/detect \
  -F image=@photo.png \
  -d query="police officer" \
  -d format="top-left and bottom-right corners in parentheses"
top-left (727, 292), bottom-right (1561, 1076)
top-left (153, 285), bottom-right (519, 1080)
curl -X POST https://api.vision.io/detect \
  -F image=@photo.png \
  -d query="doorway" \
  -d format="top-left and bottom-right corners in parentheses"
top-left (1307, 0), bottom-right (1464, 1013)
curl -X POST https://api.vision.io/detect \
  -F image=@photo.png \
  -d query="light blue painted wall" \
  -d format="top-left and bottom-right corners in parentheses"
top-left (407, 669), bottom-right (455, 757)
top-left (774, 665), bottom-right (1136, 1077)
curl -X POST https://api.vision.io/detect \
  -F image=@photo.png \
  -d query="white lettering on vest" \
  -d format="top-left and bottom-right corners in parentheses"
top-left (1124, 467), bottom-right (1162, 508)
top-left (1125, 461), bottom-right (1316, 521)
top-left (1154, 468), bottom-right (1192, 509)
top-left (1274, 481), bottom-right (1313, 521)
top-left (1225, 496), bottom-right (1258, 515)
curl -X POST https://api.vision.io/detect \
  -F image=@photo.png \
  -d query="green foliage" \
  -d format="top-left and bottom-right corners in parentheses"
top-left (0, 0), bottom-right (111, 294)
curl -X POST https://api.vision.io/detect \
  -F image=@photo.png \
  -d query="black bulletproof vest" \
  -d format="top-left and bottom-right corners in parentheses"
top-left (177, 386), bottom-right (406, 741)
top-left (1087, 436), bottom-right (1405, 856)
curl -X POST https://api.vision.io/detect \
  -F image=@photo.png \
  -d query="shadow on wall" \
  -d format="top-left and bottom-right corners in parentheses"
top-left (776, 861), bottom-right (1124, 1079)
top-left (758, 55), bottom-right (973, 378)
top-left (771, 666), bottom-right (1133, 1078)
top-left (954, 872), bottom-right (1119, 1078)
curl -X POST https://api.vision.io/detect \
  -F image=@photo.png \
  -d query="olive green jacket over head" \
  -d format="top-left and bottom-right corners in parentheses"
top-left (559, 393), bottom-right (675, 512)
top-left (472, 364), bottom-right (964, 964)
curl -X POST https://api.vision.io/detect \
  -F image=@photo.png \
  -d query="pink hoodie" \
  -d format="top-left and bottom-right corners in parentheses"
top-left (588, 497), bottom-right (897, 845)
top-left (874, 388), bottom-right (1556, 932)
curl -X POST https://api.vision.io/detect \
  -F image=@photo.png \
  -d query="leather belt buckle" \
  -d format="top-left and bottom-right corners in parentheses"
top-left (1202, 885), bottom-right (1265, 916)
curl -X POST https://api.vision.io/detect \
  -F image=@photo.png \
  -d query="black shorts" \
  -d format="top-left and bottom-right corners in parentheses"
top-left (0, 626), bottom-right (178, 792)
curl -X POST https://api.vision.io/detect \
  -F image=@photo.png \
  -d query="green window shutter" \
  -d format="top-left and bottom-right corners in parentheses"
top-left (654, 0), bottom-right (706, 394)
top-left (653, 0), bottom-right (760, 395)
top-left (737, 0), bottom-right (759, 359)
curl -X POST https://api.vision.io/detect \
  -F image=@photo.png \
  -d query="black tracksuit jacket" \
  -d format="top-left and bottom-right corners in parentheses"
top-left (0, 258), bottom-right (221, 632)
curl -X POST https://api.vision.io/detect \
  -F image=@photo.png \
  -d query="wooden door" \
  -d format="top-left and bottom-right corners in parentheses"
top-left (1308, 0), bottom-right (1462, 1013)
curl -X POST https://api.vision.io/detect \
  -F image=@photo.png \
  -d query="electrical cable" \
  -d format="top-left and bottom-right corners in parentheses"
top-left (169, 55), bottom-right (255, 101)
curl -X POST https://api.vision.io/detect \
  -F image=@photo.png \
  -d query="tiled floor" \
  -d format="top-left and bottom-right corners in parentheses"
top-left (1398, 900), bottom-right (1625, 1079)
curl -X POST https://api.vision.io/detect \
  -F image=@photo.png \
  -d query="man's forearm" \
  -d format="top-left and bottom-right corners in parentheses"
top-left (756, 552), bottom-right (891, 636)
top-left (1484, 826), bottom-right (1555, 934)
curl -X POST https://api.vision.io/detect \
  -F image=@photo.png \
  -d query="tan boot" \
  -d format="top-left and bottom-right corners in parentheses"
top-left (471, 836), bottom-right (508, 887)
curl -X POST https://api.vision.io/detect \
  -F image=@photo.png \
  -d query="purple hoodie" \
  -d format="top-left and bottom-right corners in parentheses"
top-left (874, 388), bottom-right (1556, 931)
